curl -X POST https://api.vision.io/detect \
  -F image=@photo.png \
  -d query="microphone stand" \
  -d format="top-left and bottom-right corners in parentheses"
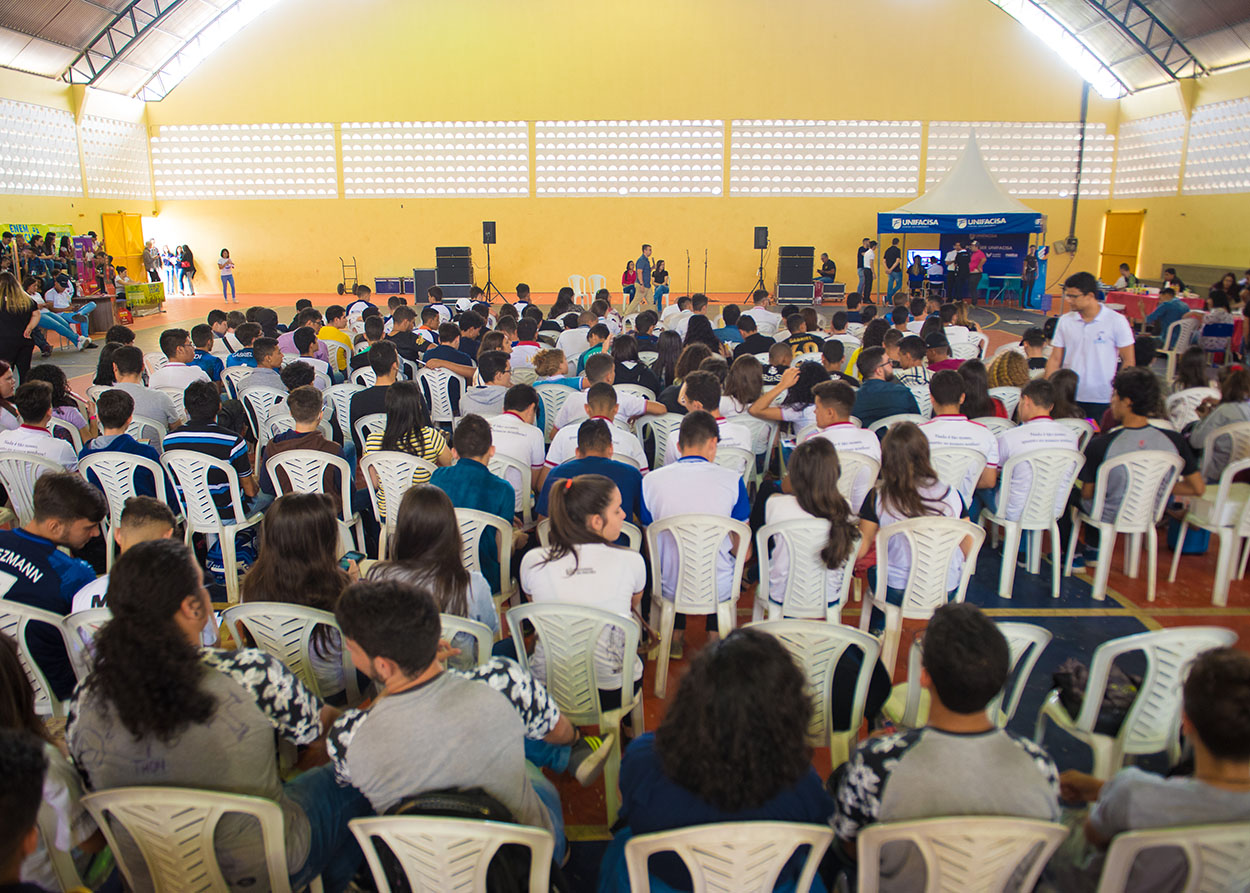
top-left (703, 249), bottom-right (708, 294)
top-left (686, 249), bottom-right (691, 297)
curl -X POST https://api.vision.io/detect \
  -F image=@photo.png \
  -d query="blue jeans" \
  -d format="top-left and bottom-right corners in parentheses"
top-left (284, 765), bottom-right (371, 893)
top-left (887, 270), bottom-right (902, 299)
top-left (623, 284), bottom-right (636, 303)
top-left (653, 284), bottom-right (669, 306)
top-left (523, 738), bottom-right (572, 773)
top-left (221, 274), bottom-right (236, 301)
top-left (856, 269), bottom-right (867, 294)
top-left (526, 762), bottom-right (567, 864)
top-left (38, 306), bottom-right (93, 344)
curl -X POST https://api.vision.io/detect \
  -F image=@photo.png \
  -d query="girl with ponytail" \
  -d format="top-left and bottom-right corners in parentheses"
top-left (520, 474), bottom-right (646, 704)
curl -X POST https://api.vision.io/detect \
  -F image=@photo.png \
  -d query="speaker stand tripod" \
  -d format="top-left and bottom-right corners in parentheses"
top-left (745, 247), bottom-right (767, 298)
top-left (481, 241), bottom-right (507, 304)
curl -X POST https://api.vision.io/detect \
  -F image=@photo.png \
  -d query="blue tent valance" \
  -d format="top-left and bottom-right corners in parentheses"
top-left (876, 212), bottom-right (1044, 235)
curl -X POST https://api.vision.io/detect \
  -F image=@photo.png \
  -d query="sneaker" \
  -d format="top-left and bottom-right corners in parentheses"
top-left (567, 732), bottom-right (614, 786)
top-left (81, 339), bottom-right (98, 349)
top-left (39, 348), bottom-right (52, 358)
top-left (669, 638), bottom-right (684, 660)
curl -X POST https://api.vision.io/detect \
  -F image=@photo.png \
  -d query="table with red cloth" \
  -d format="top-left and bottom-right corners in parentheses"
top-left (1107, 291), bottom-right (1205, 321)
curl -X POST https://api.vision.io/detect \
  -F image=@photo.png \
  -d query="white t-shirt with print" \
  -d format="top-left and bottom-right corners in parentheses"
top-left (918, 415), bottom-right (1001, 505)
top-left (520, 543), bottom-right (646, 688)
top-left (553, 389), bottom-right (646, 431)
top-left (801, 422), bottom-right (882, 512)
top-left (489, 412), bottom-right (547, 513)
top-left (743, 306), bottom-right (783, 336)
top-left (995, 417), bottom-right (1080, 521)
top-left (861, 481), bottom-right (965, 591)
top-left (763, 493), bottom-right (849, 609)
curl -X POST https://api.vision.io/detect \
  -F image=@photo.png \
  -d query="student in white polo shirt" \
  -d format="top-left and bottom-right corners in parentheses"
top-left (661, 371), bottom-right (752, 465)
top-left (148, 327), bottom-right (211, 393)
top-left (641, 410), bottom-right (751, 658)
top-left (553, 353), bottom-right (665, 432)
top-left (488, 384), bottom-right (548, 515)
top-left (919, 370), bottom-right (999, 507)
top-left (993, 377), bottom-right (1079, 522)
top-left (546, 383), bottom-right (648, 472)
top-left (0, 381), bottom-right (79, 470)
top-left (1045, 271), bottom-right (1135, 420)
top-left (800, 381), bottom-right (881, 513)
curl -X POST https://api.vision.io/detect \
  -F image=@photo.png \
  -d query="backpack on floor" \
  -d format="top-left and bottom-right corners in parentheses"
top-left (1053, 657), bottom-right (1141, 736)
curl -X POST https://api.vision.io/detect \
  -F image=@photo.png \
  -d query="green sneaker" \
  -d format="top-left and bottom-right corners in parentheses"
top-left (567, 732), bottom-right (615, 786)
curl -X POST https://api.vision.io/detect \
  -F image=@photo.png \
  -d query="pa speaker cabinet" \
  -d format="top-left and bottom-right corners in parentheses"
top-left (776, 283), bottom-right (815, 303)
top-left (435, 246), bottom-right (473, 291)
top-left (483, 221), bottom-right (496, 245)
top-left (777, 246), bottom-right (814, 284)
top-left (754, 227), bottom-right (769, 250)
top-left (412, 268), bottom-right (437, 297)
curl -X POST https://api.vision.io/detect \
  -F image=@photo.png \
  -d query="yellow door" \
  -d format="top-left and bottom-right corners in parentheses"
top-left (1100, 210), bottom-right (1145, 285)
top-left (100, 212), bottom-right (145, 285)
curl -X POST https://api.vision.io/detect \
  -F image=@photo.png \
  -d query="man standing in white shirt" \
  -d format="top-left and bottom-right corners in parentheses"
top-left (662, 371), bottom-right (753, 465)
top-left (801, 381), bottom-right (881, 513)
top-left (149, 328), bottom-right (211, 393)
top-left (919, 371), bottom-right (999, 506)
top-left (488, 384), bottom-right (548, 515)
top-left (1045, 271), bottom-right (1135, 420)
top-left (641, 411), bottom-right (751, 657)
top-left (742, 289), bottom-right (782, 337)
top-left (993, 378), bottom-right (1079, 522)
top-left (553, 353), bottom-right (665, 431)
top-left (861, 240), bottom-right (877, 301)
top-left (546, 383), bottom-right (648, 471)
top-left (0, 382), bottom-right (79, 471)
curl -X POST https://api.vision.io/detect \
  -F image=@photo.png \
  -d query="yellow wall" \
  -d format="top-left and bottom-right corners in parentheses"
top-left (3, 0), bottom-right (1248, 295)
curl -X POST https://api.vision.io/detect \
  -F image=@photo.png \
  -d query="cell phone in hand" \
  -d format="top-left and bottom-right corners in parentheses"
top-left (339, 551), bottom-right (365, 570)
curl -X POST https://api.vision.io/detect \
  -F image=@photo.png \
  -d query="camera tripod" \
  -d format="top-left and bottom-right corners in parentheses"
top-left (481, 241), bottom-right (507, 304)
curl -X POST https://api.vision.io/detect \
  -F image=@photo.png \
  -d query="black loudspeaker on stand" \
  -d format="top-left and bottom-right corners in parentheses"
top-left (481, 221), bottom-right (505, 302)
top-left (747, 226), bottom-right (768, 298)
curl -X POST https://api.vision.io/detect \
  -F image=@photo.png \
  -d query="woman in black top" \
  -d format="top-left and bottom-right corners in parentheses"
top-left (610, 334), bottom-right (663, 395)
top-left (0, 272), bottom-right (39, 379)
top-left (178, 245), bottom-right (196, 295)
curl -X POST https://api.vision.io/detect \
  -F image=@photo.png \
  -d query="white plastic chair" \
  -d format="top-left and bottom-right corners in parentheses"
top-left (712, 445), bottom-right (754, 482)
top-left (353, 412), bottom-right (388, 451)
top-left (350, 366), bottom-right (377, 387)
top-left (988, 386), bottom-right (1021, 419)
top-left (978, 448), bottom-right (1084, 599)
top-left (0, 452), bottom-right (66, 525)
top-left (142, 351), bottom-right (168, 377)
top-left (868, 413), bottom-right (925, 438)
top-left (1167, 387), bottom-right (1220, 430)
top-left (126, 415), bottom-right (168, 451)
top-left (831, 451), bottom-right (880, 515)
top-left (360, 451), bottom-right (438, 560)
top-left (161, 450), bottom-right (264, 604)
top-left (856, 816), bottom-right (1067, 893)
top-left (1055, 417), bottom-right (1095, 451)
top-left (638, 351), bottom-right (659, 366)
top-left (645, 514), bottom-right (751, 697)
top-left (49, 416), bottom-right (83, 452)
top-left (350, 815), bottom-right (552, 893)
top-left (615, 383), bottom-right (657, 404)
top-left (1063, 450), bottom-right (1183, 602)
top-left (221, 366), bottom-right (250, 400)
top-left (1157, 315), bottom-right (1202, 382)
top-left (587, 273), bottom-right (607, 297)
top-left (488, 452), bottom-right (535, 524)
top-left (78, 453), bottom-right (176, 569)
top-left (455, 507), bottom-right (517, 614)
top-left (624, 822), bottom-right (833, 893)
top-left (534, 383), bottom-right (578, 442)
top-left (62, 607), bottom-right (111, 681)
top-left (536, 517), bottom-right (642, 551)
top-left (400, 357), bottom-right (421, 382)
top-left (512, 367), bottom-right (537, 386)
top-left (753, 519), bottom-right (857, 622)
top-left (636, 413), bottom-right (685, 469)
top-left (418, 368), bottom-right (463, 425)
top-left (440, 613), bottom-right (493, 666)
top-left (1034, 626), bottom-right (1238, 778)
top-left (1197, 420), bottom-right (1250, 482)
top-left (858, 517), bottom-right (986, 673)
top-left (748, 619), bottom-right (881, 767)
top-left (154, 386), bottom-right (187, 424)
top-left (568, 274), bottom-right (587, 303)
top-left (1168, 455), bottom-right (1250, 607)
top-left (929, 445), bottom-right (988, 504)
top-left (222, 602), bottom-right (361, 705)
top-left (0, 600), bottom-right (67, 716)
top-left (323, 382), bottom-right (363, 443)
top-left (972, 416), bottom-right (1016, 437)
top-left (1094, 821), bottom-right (1250, 893)
top-left (320, 339), bottom-right (347, 374)
top-left (82, 786), bottom-right (321, 893)
top-left (508, 603), bottom-right (642, 824)
top-left (906, 384), bottom-right (932, 419)
top-left (265, 450), bottom-right (365, 554)
top-left (884, 621), bottom-right (1052, 730)
top-left (241, 386), bottom-right (288, 459)
top-left (950, 339), bottom-right (980, 360)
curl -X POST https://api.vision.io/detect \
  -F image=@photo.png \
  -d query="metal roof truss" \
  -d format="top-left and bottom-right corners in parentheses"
top-left (64, 0), bottom-right (185, 86)
top-left (1086, 0), bottom-right (1209, 81)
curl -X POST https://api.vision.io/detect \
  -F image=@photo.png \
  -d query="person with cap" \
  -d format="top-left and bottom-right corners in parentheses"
top-left (925, 332), bottom-right (963, 372)
top-left (38, 273), bottom-right (96, 351)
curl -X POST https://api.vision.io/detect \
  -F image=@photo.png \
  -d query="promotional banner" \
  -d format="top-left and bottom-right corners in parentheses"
top-left (938, 232), bottom-right (1029, 277)
top-left (124, 281), bottom-right (165, 316)
top-left (3, 223), bottom-right (74, 241)
top-left (74, 236), bottom-right (97, 296)
top-left (876, 212), bottom-right (1044, 235)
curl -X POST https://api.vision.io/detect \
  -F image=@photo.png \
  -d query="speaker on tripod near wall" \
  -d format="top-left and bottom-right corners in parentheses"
top-left (754, 226), bottom-right (769, 250)
top-left (483, 221), bottom-right (496, 244)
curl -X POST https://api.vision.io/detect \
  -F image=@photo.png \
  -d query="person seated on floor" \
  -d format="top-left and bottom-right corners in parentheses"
top-left (68, 539), bottom-right (368, 891)
top-left (800, 382), bottom-right (881, 513)
top-left (70, 496), bottom-right (177, 612)
top-left (919, 370), bottom-right (1000, 507)
top-left (327, 580), bottom-right (572, 862)
top-left (225, 321), bottom-right (262, 368)
top-left (600, 628), bottom-right (834, 892)
top-left (80, 389), bottom-right (179, 503)
top-left (661, 370), bottom-right (752, 465)
top-left (162, 380), bottom-right (259, 513)
top-left (430, 414), bottom-right (523, 594)
top-left (850, 347), bottom-right (921, 430)
top-left (992, 378), bottom-right (1080, 522)
top-left (642, 411), bottom-right (750, 658)
top-left (554, 353), bottom-right (665, 431)
top-left (0, 382), bottom-right (78, 471)
top-left (460, 350), bottom-right (513, 418)
top-left (1055, 647), bottom-right (1250, 893)
top-left (0, 473), bottom-right (103, 703)
top-left (893, 335), bottom-right (930, 387)
top-left (520, 473), bottom-right (645, 711)
top-left (854, 422), bottom-right (968, 625)
top-left (149, 327), bottom-right (211, 394)
top-left (1073, 367), bottom-right (1204, 570)
top-left (108, 345), bottom-right (181, 429)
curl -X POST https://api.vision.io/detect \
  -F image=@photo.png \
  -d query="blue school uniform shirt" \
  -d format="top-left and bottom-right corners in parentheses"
top-left (536, 455), bottom-right (643, 524)
top-left (226, 348), bottom-right (256, 368)
top-left (80, 433), bottom-right (179, 505)
top-left (192, 348), bottom-right (225, 382)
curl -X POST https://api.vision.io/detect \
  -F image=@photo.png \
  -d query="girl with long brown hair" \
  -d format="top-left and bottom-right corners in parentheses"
top-left (0, 270), bottom-right (40, 379)
top-left (721, 354), bottom-right (764, 417)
